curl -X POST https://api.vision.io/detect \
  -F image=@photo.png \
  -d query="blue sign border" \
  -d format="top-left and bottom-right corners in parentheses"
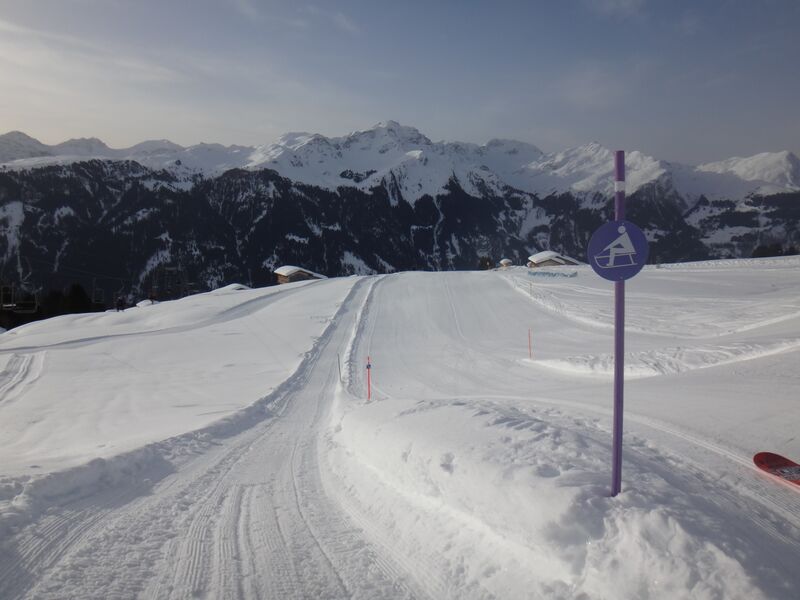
top-left (587, 220), bottom-right (649, 281)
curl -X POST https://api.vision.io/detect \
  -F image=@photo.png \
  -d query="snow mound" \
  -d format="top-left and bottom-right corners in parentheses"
top-left (327, 396), bottom-right (779, 599)
top-left (212, 283), bottom-right (252, 292)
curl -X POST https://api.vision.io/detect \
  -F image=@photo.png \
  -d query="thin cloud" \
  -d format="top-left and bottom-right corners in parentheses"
top-left (553, 65), bottom-right (628, 111)
top-left (230, 0), bottom-right (260, 20)
top-left (677, 12), bottom-right (702, 36)
top-left (303, 5), bottom-right (361, 35)
top-left (0, 17), bottom-right (179, 83)
top-left (332, 12), bottom-right (360, 34)
top-left (584, 0), bottom-right (646, 18)
top-left (0, 18), bottom-right (98, 51)
top-left (228, 0), bottom-right (311, 28)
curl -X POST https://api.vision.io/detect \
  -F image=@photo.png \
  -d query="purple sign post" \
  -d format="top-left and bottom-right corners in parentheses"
top-left (587, 151), bottom-right (649, 496)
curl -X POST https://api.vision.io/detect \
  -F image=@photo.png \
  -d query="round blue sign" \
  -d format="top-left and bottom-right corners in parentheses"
top-left (587, 220), bottom-right (649, 281)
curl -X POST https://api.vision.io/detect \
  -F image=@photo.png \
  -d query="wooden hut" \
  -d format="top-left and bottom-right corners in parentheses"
top-left (526, 251), bottom-right (580, 268)
top-left (274, 265), bottom-right (327, 285)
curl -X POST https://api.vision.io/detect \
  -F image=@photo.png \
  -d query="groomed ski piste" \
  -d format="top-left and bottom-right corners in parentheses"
top-left (1, 257), bottom-right (799, 599)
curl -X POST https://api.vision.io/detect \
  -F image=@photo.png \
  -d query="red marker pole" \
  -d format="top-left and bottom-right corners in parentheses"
top-left (366, 356), bottom-right (372, 401)
top-left (528, 328), bottom-right (532, 359)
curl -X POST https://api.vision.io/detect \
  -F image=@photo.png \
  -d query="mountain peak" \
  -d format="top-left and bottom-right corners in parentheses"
top-left (59, 136), bottom-right (107, 146)
top-left (697, 151), bottom-right (800, 189)
top-left (53, 137), bottom-right (112, 156)
top-left (373, 119), bottom-right (400, 128)
top-left (369, 120), bottom-right (412, 132)
top-left (129, 139), bottom-right (185, 154)
top-left (362, 121), bottom-right (430, 144)
top-left (0, 130), bottom-right (52, 162)
top-left (577, 141), bottom-right (610, 155)
top-left (1, 130), bottom-right (44, 143)
top-left (483, 138), bottom-right (544, 160)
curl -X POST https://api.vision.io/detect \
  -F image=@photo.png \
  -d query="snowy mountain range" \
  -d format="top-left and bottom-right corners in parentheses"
top-left (0, 122), bottom-right (798, 308)
top-left (2, 121), bottom-right (799, 202)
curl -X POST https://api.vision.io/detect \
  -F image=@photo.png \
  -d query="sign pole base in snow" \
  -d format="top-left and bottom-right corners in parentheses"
top-left (587, 151), bottom-right (648, 497)
top-left (366, 356), bottom-right (372, 401)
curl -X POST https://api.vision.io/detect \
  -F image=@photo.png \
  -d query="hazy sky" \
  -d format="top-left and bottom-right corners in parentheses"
top-left (1, 0), bottom-right (798, 163)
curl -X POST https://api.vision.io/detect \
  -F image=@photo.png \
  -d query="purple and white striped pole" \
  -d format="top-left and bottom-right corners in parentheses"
top-left (612, 150), bottom-right (625, 496)
top-left (588, 151), bottom-right (648, 496)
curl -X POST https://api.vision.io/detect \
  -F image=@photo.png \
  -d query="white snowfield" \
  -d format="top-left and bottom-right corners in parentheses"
top-left (1, 258), bottom-right (799, 599)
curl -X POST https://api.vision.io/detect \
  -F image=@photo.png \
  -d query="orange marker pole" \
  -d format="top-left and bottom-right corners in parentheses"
top-left (366, 356), bottom-right (372, 401)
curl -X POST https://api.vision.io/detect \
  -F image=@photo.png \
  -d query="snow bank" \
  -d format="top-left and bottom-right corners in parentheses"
top-left (212, 282), bottom-right (251, 292)
top-left (326, 395), bottom-right (781, 599)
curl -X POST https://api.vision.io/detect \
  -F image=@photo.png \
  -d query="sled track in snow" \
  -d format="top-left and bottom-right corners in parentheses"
top-left (0, 352), bottom-right (44, 405)
top-left (5, 305), bottom-right (313, 596)
top-left (0, 483), bottom-right (143, 600)
top-left (1, 277), bottom-right (429, 599)
top-left (327, 273), bottom-right (458, 598)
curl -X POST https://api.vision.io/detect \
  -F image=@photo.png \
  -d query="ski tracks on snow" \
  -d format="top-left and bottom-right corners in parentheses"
top-left (0, 352), bottom-right (45, 405)
top-left (1, 276), bottom-right (426, 600)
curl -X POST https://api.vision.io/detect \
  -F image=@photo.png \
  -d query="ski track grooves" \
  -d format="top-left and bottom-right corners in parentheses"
top-left (1, 276), bottom-right (426, 600)
top-left (0, 352), bottom-right (44, 404)
top-left (330, 274), bottom-right (444, 598)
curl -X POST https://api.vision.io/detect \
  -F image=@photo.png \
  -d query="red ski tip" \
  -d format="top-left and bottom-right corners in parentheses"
top-left (753, 452), bottom-right (800, 487)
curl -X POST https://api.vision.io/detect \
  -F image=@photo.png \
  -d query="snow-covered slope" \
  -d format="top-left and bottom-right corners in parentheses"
top-left (0, 278), bottom-right (357, 475)
top-left (0, 259), bottom-right (798, 599)
top-left (698, 151), bottom-right (800, 193)
top-left (2, 123), bottom-right (798, 202)
top-left (511, 142), bottom-right (667, 197)
top-left (0, 131), bottom-right (52, 163)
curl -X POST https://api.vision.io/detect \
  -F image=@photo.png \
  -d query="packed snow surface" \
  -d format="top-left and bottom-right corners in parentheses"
top-left (1, 258), bottom-right (799, 599)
